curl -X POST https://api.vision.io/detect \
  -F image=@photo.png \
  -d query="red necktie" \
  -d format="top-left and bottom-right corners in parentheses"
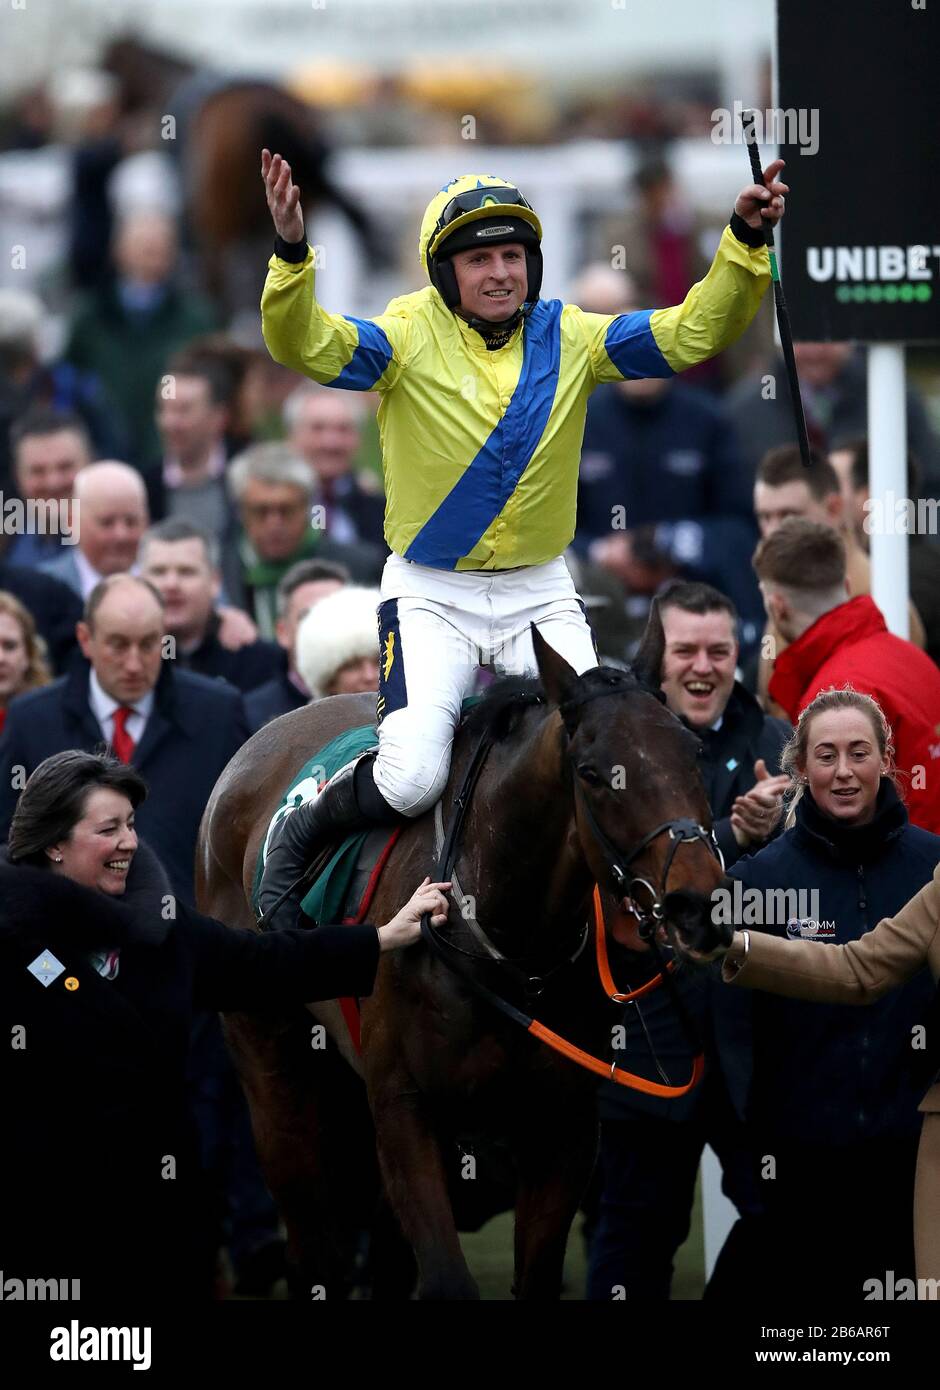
top-left (111, 706), bottom-right (136, 764)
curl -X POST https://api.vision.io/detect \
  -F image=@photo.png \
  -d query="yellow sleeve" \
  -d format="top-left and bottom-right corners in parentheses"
top-left (582, 224), bottom-right (770, 386)
top-left (261, 247), bottom-right (409, 392)
top-left (648, 225), bottom-right (770, 372)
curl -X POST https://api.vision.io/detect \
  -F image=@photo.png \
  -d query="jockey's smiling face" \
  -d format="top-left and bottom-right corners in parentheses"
top-left (450, 243), bottom-right (527, 324)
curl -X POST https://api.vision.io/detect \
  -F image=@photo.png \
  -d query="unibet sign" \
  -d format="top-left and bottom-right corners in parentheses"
top-left (778, 0), bottom-right (940, 344)
top-left (805, 245), bottom-right (936, 309)
top-left (807, 245), bottom-right (937, 284)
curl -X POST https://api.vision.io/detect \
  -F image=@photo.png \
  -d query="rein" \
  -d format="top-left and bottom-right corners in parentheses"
top-left (420, 689), bottom-right (719, 1096)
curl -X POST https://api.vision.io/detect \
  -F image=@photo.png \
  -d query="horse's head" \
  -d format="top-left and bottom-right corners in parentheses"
top-left (531, 610), bottom-right (724, 949)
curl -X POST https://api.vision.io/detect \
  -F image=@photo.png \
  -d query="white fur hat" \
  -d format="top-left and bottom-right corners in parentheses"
top-left (295, 585), bottom-right (380, 699)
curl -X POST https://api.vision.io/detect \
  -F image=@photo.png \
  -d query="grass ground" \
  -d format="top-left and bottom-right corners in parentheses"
top-left (233, 1179), bottom-right (707, 1301)
top-left (460, 1177), bottom-right (706, 1300)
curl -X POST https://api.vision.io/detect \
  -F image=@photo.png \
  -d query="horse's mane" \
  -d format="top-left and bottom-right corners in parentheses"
top-left (460, 665), bottom-right (659, 744)
top-left (460, 674), bottom-right (545, 743)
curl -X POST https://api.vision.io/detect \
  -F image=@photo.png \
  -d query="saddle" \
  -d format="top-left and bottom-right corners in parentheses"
top-left (255, 696), bottom-right (488, 929)
top-left (252, 723), bottom-right (383, 927)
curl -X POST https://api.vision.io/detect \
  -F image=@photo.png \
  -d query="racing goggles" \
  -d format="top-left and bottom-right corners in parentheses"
top-left (432, 185), bottom-right (537, 245)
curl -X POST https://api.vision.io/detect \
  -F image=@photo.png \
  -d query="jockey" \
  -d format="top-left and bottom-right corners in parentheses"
top-left (256, 155), bottom-right (788, 930)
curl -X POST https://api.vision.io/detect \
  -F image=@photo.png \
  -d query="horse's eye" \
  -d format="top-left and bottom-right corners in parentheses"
top-left (577, 764), bottom-right (602, 786)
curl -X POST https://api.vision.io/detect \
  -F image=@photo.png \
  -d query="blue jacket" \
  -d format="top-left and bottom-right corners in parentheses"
top-left (244, 669), bottom-right (308, 733)
top-left (574, 381), bottom-right (764, 651)
top-left (729, 781), bottom-right (940, 1147)
top-left (0, 661), bottom-right (248, 904)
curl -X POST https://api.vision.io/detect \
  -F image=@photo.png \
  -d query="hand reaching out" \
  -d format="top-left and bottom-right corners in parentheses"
top-left (378, 877), bottom-right (452, 952)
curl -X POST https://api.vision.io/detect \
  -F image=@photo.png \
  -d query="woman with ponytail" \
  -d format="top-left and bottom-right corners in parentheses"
top-left (703, 687), bottom-right (940, 1297)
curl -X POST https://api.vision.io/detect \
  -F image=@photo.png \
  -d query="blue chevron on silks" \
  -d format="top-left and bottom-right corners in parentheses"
top-left (404, 300), bottom-right (564, 570)
top-left (330, 316), bottom-right (394, 390)
top-left (603, 310), bottom-right (675, 380)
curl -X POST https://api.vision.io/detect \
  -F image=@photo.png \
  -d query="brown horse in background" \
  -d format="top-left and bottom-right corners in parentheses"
top-left (101, 37), bottom-right (382, 317)
top-left (196, 617), bottom-right (724, 1299)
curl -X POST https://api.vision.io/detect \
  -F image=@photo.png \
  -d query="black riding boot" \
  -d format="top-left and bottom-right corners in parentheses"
top-left (257, 754), bottom-right (403, 931)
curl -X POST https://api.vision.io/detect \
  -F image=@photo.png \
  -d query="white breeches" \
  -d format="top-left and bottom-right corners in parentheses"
top-left (372, 552), bottom-right (599, 816)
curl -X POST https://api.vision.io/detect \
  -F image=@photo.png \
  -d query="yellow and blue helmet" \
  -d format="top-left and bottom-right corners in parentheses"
top-left (418, 173), bottom-right (543, 312)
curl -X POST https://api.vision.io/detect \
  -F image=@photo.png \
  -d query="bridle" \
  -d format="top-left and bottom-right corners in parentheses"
top-left (572, 781), bottom-right (724, 935)
top-left (420, 683), bottom-right (724, 1096)
top-left (561, 678), bottom-right (724, 936)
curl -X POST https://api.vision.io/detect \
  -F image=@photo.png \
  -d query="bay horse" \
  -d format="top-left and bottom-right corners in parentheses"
top-left (196, 613), bottom-right (724, 1299)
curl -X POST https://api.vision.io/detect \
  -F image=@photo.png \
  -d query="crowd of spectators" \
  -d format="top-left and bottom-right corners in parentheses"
top-left (1, 54), bottom-right (939, 1300)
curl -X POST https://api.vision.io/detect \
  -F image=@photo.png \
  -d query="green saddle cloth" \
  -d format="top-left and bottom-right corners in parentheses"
top-left (253, 696), bottom-right (483, 928)
top-left (252, 723), bottom-right (379, 927)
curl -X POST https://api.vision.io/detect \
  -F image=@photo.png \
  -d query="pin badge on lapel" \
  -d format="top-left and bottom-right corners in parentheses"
top-left (64, 977), bottom-right (80, 992)
top-left (27, 950), bottom-right (65, 988)
top-left (725, 758), bottom-right (739, 772)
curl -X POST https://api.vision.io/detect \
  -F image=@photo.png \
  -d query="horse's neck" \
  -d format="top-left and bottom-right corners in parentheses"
top-left (456, 712), bottom-right (593, 960)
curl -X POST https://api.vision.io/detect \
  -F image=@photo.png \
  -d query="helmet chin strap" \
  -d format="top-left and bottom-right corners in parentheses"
top-left (457, 299), bottom-right (536, 339)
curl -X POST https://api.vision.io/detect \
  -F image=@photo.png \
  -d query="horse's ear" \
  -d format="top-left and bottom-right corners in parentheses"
top-left (633, 597), bottom-right (666, 690)
top-left (531, 623), bottom-right (580, 708)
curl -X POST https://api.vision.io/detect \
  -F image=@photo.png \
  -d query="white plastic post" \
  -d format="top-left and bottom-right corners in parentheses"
top-left (701, 1146), bottom-right (737, 1282)
top-left (866, 345), bottom-right (909, 639)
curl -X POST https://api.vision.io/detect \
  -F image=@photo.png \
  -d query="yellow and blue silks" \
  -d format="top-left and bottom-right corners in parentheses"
top-left (261, 174), bottom-right (769, 572)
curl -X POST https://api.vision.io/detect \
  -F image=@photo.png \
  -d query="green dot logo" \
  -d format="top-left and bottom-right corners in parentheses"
top-left (832, 282), bottom-right (931, 306)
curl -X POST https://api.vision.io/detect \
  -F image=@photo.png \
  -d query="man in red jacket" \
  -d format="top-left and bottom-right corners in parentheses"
top-left (753, 518), bottom-right (940, 832)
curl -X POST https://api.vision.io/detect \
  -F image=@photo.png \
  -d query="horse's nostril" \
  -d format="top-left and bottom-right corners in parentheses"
top-left (661, 888), bottom-right (711, 936)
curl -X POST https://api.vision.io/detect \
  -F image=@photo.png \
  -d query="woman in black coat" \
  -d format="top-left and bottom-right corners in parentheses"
top-left (684, 687), bottom-right (940, 1298)
top-left (0, 749), bottom-right (449, 1302)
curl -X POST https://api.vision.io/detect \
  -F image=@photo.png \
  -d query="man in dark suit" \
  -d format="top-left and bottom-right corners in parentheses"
top-left (139, 517), bottom-right (281, 694)
top-left (284, 382), bottom-right (386, 547)
top-left (587, 582), bottom-right (791, 1301)
top-left (245, 556), bottom-right (348, 732)
top-left (0, 573), bottom-right (248, 903)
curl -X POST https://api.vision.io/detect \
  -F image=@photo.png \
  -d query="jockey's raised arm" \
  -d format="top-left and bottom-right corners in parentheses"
top-left (573, 221), bottom-right (771, 388)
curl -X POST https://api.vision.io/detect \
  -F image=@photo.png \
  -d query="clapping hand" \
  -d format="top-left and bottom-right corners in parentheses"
top-left (731, 759), bottom-right (789, 848)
